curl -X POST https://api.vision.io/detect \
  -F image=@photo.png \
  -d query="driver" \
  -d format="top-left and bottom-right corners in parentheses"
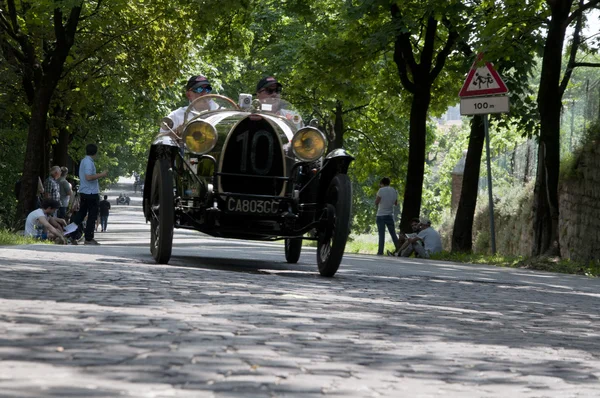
top-left (160, 75), bottom-right (218, 133)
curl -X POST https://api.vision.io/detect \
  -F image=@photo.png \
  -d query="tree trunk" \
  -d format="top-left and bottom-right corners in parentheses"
top-left (329, 100), bottom-right (344, 151)
top-left (399, 88), bottom-right (430, 233)
top-left (13, 4), bottom-right (83, 221)
top-left (17, 88), bottom-right (54, 220)
top-left (53, 127), bottom-right (70, 167)
top-left (532, 0), bottom-right (572, 256)
top-left (451, 115), bottom-right (485, 252)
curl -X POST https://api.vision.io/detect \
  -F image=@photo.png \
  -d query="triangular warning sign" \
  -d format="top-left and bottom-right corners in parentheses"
top-left (459, 53), bottom-right (508, 97)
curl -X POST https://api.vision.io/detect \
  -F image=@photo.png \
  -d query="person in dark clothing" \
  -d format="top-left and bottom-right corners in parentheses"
top-left (99, 195), bottom-right (111, 232)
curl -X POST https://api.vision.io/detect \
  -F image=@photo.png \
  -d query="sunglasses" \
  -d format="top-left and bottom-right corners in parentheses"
top-left (190, 86), bottom-right (212, 94)
top-left (260, 86), bottom-right (282, 95)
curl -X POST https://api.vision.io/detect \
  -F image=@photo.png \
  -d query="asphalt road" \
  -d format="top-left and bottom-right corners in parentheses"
top-left (1, 182), bottom-right (600, 397)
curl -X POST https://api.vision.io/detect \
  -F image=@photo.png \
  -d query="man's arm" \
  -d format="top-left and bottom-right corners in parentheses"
top-left (85, 171), bottom-right (108, 181)
top-left (375, 196), bottom-right (381, 206)
top-left (39, 217), bottom-right (66, 243)
top-left (49, 217), bottom-right (67, 228)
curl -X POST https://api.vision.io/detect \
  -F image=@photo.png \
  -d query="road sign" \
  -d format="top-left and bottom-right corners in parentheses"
top-left (459, 53), bottom-right (508, 98)
top-left (460, 95), bottom-right (510, 115)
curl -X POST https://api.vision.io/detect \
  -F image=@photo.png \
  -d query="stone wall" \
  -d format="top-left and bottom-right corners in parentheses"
top-left (445, 139), bottom-right (599, 259)
top-left (558, 143), bottom-right (600, 262)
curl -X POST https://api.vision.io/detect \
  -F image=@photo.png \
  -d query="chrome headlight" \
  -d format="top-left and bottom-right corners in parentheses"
top-left (182, 120), bottom-right (218, 155)
top-left (291, 127), bottom-right (326, 162)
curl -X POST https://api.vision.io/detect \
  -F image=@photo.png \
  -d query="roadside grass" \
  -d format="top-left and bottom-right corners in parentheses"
top-left (430, 251), bottom-right (599, 277)
top-left (2, 228), bottom-right (596, 277)
top-left (347, 234), bottom-right (599, 277)
top-left (0, 229), bottom-right (48, 246)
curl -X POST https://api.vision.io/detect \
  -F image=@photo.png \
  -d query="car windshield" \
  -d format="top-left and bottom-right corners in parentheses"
top-left (256, 97), bottom-right (303, 128)
top-left (184, 94), bottom-right (304, 129)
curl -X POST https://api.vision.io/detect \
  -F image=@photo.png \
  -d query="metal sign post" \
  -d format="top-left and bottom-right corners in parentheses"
top-left (483, 114), bottom-right (497, 254)
top-left (458, 53), bottom-right (510, 255)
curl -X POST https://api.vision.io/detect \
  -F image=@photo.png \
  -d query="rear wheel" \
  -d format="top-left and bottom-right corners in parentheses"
top-left (150, 158), bottom-right (174, 264)
top-left (317, 174), bottom-right (352, 277)
top-left (284, 238), bottom-right (302, 263)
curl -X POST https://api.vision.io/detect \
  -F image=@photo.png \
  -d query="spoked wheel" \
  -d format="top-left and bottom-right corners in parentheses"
top-left (150, 158), bottom-right (174, 264)
top-left (284, 238), bottom-right (302, 263)
top-left (317, 174), bottom-right (352, 277)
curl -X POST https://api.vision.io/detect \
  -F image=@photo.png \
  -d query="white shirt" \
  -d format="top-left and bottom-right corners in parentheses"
top-left (25, 208), bottom-right (47, 237)
top-left (417, 227), bottom-right (443, 254)
top-left (160, 101), bottom-right (219, 133)
top-left (376, 186), bottom-right (398, 216)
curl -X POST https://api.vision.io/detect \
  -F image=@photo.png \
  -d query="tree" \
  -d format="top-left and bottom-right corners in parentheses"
top-left (0, 0), bottom-right (251, 222)
top-left (389, 1), bottom-right (462, 232)
top-left (533, 0), bottom-right (600, 256)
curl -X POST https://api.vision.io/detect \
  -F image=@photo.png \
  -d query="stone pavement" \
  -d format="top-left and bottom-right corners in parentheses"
top-left (1, 185), bottom-right (600, 397)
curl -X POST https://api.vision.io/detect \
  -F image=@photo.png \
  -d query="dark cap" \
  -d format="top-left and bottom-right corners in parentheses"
top-left (186, 75), bottom-right (212, 91)
top-left (256, 76), bottom-right (282, 93)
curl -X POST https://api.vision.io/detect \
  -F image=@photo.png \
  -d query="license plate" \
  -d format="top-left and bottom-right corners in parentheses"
top-left (226, 197), bottom-right (280, 215)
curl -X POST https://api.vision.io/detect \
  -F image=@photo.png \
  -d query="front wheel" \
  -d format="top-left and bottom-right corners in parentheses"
top-left (317, 174), bottom-right (352, 277)
top-left (285, 238), bottom-right (302, 263)
top-left (150, 158), bottom-right (174, 264)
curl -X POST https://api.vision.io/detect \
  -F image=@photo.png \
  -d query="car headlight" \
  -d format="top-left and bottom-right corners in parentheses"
top-left (291, 127), bottom-right (326, 162)
top-left (182, 120), bottom-right (218, 155)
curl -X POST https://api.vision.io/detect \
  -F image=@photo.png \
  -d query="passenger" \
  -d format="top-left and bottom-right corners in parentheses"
top-left (25, 198), bottom-right (67, 244)
top-left (256, 76), bottom-right (283, 103)
top-left (400, 217), bottom-right (443, 259)
top-left (256, 76), bottom-right (301, 126)
top-left (160, 75), bottom-right (218, 134)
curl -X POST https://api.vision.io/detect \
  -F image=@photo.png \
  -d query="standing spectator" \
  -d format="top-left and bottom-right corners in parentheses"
top-left (400, 218), bottom-right (443, 258)
top-left (24, 199), bottom-right (67, 244)
top-left (73, 144), bottom-right (108, 245)
top-left (99, 195), bottom-right (111, 232)
top-left (375, 177), bottom-right (400, 255)
top-left (57, 167), bottom-right (72, 220)
top-left (68, 185), bottom-right (80, 224)
top-left (44, 166), bottom-right (61, 215)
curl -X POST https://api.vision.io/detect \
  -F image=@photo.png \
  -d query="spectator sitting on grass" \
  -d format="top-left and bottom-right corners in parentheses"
top-left (25, 199), bottom-right (67, 244)
top-left (400, 217), bottom-right (442, 259)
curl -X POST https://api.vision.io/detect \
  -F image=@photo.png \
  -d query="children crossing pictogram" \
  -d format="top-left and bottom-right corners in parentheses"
top-left (459, 53), bottom-right (508, 97)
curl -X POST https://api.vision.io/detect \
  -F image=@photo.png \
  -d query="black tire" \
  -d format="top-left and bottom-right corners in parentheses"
top-left (150, 158), bottom-right (174, 264)
top-left (317, 174), bottom-right (352, 277)
top-left (285, 238), bottom-right (302, 263)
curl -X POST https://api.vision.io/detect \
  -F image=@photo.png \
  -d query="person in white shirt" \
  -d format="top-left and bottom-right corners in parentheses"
top-left (160, 75), bottom-right (218, 134)
top-left (401, 217), bottom-right (443, 258)
top-left (25, 199), bottom-right (67, 243)
top-left (375, 177), bottom-right (400, 255)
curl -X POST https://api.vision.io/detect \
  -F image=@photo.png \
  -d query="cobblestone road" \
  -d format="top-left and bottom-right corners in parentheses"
top-left (1, 189), bottom-right (600, 397)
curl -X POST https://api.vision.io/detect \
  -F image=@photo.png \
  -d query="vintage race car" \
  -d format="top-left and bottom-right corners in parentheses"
top-left (116, 193), bottom-right (130, 205)
top-left (142, 94), bottom-right (354, 277)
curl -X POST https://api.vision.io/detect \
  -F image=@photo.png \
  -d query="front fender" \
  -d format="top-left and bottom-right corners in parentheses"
top-left (323, 148), bottom-right (354, 174)
top-left (316, 148), bottom-right (354, 205)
